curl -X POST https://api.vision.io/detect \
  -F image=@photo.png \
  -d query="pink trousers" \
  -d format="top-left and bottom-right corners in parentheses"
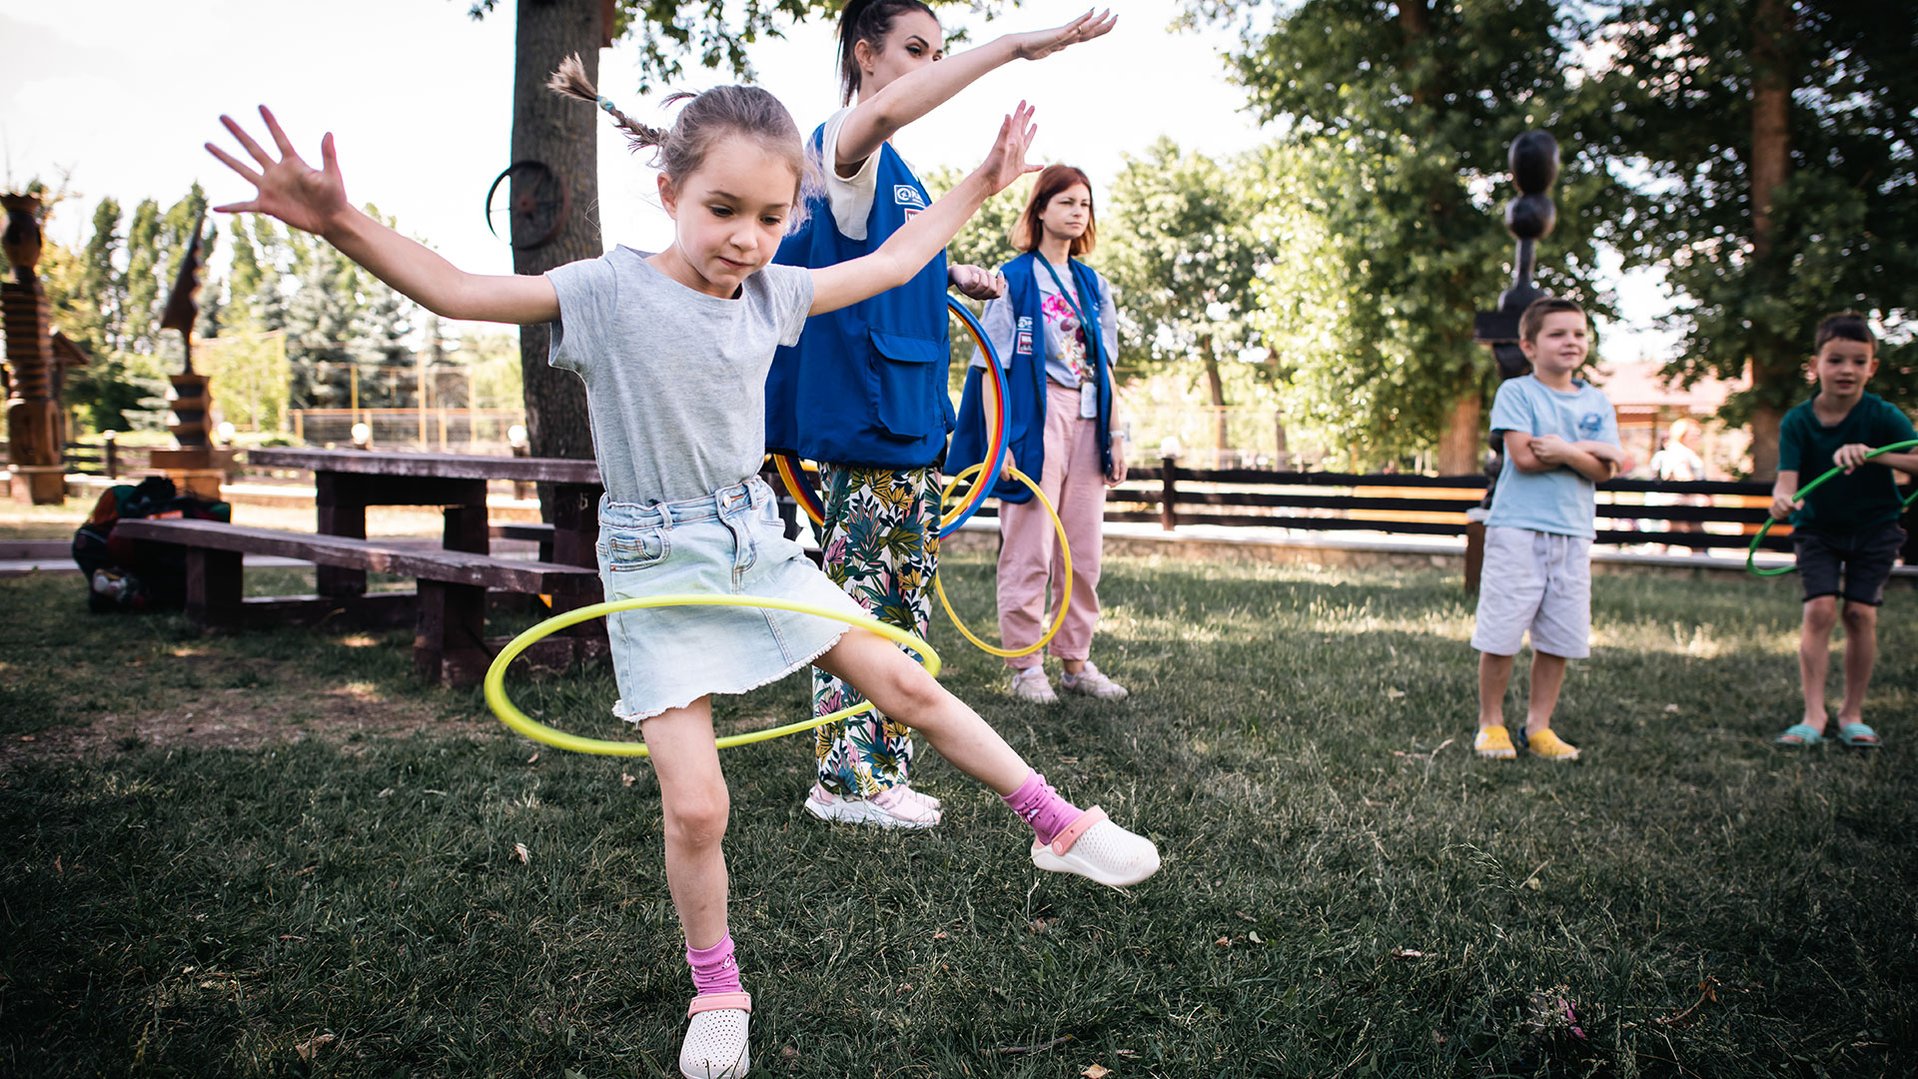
top-left (998, 382), bottom-right (1108, 670)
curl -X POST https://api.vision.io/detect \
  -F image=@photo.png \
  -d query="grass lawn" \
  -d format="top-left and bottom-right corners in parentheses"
top-left (1, 552), bottom-right (1913, 1077)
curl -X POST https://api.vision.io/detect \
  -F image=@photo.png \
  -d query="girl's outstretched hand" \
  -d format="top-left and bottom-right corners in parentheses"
top-left (1009, 9), bottom-right (1118, 61)
top-left (976, 102), bottom-right (1040, 196)
top-left (205, 106), bottom-right (350, 236)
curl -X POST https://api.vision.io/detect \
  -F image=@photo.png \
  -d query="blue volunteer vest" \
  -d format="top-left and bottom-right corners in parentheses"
top-left (764, 127), bottom-right (952, 468)
top-left (948, 252), bottom-right (1113, 503)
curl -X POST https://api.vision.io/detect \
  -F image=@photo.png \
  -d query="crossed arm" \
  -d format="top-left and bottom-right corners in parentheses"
top-left (1504, 431), bottom-right (1634, 484)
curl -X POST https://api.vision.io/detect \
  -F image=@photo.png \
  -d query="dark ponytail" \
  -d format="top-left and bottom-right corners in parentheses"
top-left (838, 0), bottom-right (938, 104)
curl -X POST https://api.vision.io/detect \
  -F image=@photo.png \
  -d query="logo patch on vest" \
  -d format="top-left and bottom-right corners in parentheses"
top-left (893, 184), bottom-right (927, 209)
top-left (1016, 316), bottom-right (1034, 356)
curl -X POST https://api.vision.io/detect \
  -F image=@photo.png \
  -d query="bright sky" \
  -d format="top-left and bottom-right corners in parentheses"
top-left (2, 0), bottom-right (1671, 360)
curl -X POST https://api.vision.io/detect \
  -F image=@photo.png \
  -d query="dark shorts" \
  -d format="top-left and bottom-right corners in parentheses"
top-left (1795, 523), bottom-right (1907, 606)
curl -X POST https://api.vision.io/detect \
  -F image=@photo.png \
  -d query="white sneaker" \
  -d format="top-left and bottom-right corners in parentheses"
top-left (802, 783), bottom-right (941, 829)
top-left (1030, 806), bottom-right (1160, 888)
top-left (1009, 666), bottom-right (1058, 703)
top-left (1060, 662), bottom-right (1128, 701)
top-left (680, 992), bottom-right (751, 1078)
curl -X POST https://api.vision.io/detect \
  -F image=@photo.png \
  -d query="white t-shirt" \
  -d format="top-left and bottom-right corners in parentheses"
top-left (818, 107), bottom-right (924, 242)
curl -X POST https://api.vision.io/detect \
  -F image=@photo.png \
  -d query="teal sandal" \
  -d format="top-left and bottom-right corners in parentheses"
top-left (1774, 722), bottom-right (1825, 746)
top-left (1836, 721), bottom-right (1880, 749)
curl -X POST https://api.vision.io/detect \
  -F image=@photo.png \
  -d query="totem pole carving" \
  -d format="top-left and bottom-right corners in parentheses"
top-left (2, 190), bottom-right (68, 504)
top-left (148, 213), bottom-right (234, 496)
top-left (1464, 131), bottom-right (1560, 591)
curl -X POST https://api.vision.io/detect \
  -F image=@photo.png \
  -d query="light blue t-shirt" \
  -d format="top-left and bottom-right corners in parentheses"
top-left (1485, 375), bottom-right (1621, 539)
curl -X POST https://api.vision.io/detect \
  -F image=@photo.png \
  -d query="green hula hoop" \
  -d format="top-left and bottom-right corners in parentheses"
top-left (1747, 438), bottom-right (1918, 577)
top-left (483, 593), bottom-right (942, 757)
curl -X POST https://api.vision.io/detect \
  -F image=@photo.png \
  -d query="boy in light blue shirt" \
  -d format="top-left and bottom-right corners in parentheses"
top-left (1473, 298), bottom-right (1635, 762)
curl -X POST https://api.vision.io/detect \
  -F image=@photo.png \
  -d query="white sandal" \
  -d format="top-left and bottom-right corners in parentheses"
top-left (1029, 807), bottom-right (1161, 888)
top-left (679, 991), bottom-right (751, 1079)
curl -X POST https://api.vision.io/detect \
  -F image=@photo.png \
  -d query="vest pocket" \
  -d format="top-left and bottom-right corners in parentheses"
top-left (868, 329), bottom-right (947, 439)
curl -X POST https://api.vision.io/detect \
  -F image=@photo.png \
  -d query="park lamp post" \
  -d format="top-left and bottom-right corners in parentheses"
top-left (1465, 130), bottom-right (1560, 592)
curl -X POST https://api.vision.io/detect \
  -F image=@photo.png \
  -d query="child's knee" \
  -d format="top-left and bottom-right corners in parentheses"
top-left (1803, 596), bottom-right (1839, 631)
top-left (1841, 602), bottom-right (1878, 632)
top-left (664, 788), bottom-right (731, 849)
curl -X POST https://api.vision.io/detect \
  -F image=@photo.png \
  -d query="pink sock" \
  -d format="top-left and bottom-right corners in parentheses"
top-left (685, 932), bottom-right (743, 997)
top-left (1001, 770), bottom-right (1083, 845)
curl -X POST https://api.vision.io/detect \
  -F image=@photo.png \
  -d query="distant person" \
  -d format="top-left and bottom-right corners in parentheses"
top-left (1770, 313), bottom-right (1918, 749)
top-left (1650, 418), bottom-right (1706, 482)
top-left (1473, 298), bottom-right (1635, 762)
top-left (1647, 417), bottom-right (1708, 545)
top-left (950, 164), bottom-right (1128, 703)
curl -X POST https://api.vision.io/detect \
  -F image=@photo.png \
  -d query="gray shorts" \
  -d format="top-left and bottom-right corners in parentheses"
top-left (1795, 523), bottom-right (1907, 606)
top-left (1472, 526), bottom-right (1593, 658)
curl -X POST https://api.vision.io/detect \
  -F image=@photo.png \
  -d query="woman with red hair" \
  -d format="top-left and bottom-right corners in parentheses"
top-left (950, 165), bottom-right (1129, 703)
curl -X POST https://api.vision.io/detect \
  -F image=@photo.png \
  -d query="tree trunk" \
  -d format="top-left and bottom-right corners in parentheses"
top-left (1200, 335), bottom-right (1228, 467)
top-left (1745, 0), bottom-right (1795, 479)
top-left (1436, 392), bottom-right (1482, 474)
top-left (512, 0), bottom-right (602, 464)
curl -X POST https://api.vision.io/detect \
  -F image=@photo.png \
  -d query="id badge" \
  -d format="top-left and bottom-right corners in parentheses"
top-left (1079, 380), bottom-right (1098, 419)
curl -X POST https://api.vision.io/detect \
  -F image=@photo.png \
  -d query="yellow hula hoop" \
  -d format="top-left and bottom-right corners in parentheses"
top-left (483, 594), bottom-right (942, 757)
top-left (933, 463), bottom-right (1072, 659)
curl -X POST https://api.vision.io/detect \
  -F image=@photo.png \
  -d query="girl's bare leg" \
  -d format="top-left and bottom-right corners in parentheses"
top-left (642, 697), bottom-right (732, 949)
top-left (813, 629), bottom-right (1029, 795)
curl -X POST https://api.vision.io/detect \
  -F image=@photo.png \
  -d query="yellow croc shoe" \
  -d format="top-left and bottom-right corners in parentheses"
top-left (1475, 725), bottom-right (1517, 760)
top-left (1527, 728), bottom-right (1581, 762)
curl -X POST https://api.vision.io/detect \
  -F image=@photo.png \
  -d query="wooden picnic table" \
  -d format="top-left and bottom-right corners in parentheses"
top-left (246, 448), bottom-right (605, 605)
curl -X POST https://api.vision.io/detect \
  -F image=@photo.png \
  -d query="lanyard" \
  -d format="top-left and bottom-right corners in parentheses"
top-left (1037, 258), bottom-right (1100, 380)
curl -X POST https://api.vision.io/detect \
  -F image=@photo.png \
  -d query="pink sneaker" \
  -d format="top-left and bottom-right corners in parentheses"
top-left (802, 783), bottom-right (941, 829)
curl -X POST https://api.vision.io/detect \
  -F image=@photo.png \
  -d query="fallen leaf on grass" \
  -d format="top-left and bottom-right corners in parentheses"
top-left (1385, 688), bottom-right (1405, 699)
top-left (514, 842), bottom-right (531, 864)
top-left (295, 1033), bottom-right (335, 1060)
top-left (526, 752), bottom-right (540, 764)
top-left (621, 772), bottom-right (637, 787)
top-left (1215, 936), bottom-right (1233, 948)
top-left (1664, 703), bottom-right (1681, 714)
top-left (1391, 948), bottom-right (1430, 959)
top-left (1654, 976), bottom-right (1720, 1027)
top-left (1083, 1065), bottom-right (1111, 1078)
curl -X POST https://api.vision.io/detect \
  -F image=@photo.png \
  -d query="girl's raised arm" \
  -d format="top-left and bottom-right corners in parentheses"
top-left (810, 104), bottom-right (1037, 316)
top-left (834, 9), bottom-right (1115, 175)
top-left (207, 106), bottom-right (559, 326)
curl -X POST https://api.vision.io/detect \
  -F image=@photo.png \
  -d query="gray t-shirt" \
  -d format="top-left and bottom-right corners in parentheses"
top-left (545, 247), bottom-right (813, 504)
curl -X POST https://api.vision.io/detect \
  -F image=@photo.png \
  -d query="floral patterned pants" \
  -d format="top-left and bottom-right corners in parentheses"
top-left (811, 464), bottom-right (941, 796)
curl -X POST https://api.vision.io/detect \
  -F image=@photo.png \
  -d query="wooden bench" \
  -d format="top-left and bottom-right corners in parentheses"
top-left (490, 521), bottom-right (556, 562)
top-left (114, 519), bottom-right (602, 686)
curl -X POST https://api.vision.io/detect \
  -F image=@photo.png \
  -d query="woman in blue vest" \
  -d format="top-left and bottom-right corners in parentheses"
top-left (767, 3), bottom-right (1118, 829)
top-left (949, 164), bottom-right (1129, 703)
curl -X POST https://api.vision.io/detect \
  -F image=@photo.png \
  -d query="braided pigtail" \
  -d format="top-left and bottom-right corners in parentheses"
top-left (547, 53), bottom-right (665, 152)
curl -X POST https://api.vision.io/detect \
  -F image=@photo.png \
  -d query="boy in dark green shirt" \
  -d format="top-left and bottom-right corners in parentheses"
top-left (1770, 313), bottom-right (1918, 748)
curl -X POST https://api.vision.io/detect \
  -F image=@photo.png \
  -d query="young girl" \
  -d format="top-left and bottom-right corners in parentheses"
top-left (207, 65), bottom-right (1157, 1079)
top-left (948, 165), bottom-right (1129, 703)
top-left (767, 2), bottom-right (1119, 830)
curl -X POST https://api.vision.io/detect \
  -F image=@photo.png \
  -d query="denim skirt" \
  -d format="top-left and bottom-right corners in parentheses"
top-left (596, 476), bottom-right (863, 721)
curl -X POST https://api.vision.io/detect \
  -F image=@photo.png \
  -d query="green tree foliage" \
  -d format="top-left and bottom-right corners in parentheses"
top-left (1102, 139), bottom-right (1268, 457)
top-left (1192, 0), bottom-right (1612, 466)
top-left (1585, 0), bottom-right (1918, 474)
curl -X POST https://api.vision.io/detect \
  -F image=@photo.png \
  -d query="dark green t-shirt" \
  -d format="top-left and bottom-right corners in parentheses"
top-left (1777, 392), bottom-right (1918, 534)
